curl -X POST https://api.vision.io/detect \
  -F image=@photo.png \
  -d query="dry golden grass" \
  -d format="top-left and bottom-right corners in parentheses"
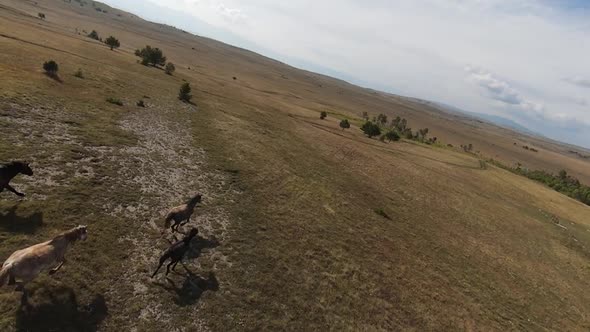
top-left (0, 0), bottom-right (589, 331)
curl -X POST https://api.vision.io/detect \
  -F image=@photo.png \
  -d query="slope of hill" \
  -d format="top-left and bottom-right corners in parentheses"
top-left (1, 0), bottom-right (589, 331)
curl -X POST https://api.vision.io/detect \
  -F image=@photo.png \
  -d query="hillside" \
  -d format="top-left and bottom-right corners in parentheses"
top-left (1, 0), bottom-right (589, 331)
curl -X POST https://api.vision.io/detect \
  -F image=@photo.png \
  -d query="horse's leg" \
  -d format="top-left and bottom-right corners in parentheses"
top-left (49, 260), bottom-right (66, 275)
top-left (8, 274), bottom-right (16, 286)
top-left (5, 184), bottom-right (24, 197)
top-left (172, 260), bottom-right (180, 271)
top-left (165, 260), bottom-right (176, 276)
top-left (151, 257), bottom-right (166, 278)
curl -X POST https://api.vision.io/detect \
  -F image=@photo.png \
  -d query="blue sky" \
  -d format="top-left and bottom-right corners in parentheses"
top-left (102, 0), bottom-right (590, 148)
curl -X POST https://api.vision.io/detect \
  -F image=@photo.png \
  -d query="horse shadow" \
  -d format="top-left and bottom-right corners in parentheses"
top-left (185, 235), bottom-right (221, 260)
top-left (16, 286), bottom-right (107, 332)
top-left (154, 267), bottom-right (219, 307)
top-left (0, 204), bottom-right (43, 234)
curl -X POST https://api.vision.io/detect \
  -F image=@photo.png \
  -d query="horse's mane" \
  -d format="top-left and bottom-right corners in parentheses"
top-left (1, 161), bottom-right (24, 169)
top-left (51, 227), bottom-right (82, 243)
top-left (187, 194), bottom-right (201, 206)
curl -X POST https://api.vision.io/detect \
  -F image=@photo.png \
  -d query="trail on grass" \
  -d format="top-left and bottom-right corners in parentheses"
top-left (101, 103), bottom-right (235, 331)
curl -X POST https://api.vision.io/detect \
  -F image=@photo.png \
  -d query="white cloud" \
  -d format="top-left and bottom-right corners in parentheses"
top-left (465, 66), bottom-right (545, 113)
top-left (564, 77), bottom-right (590, 88)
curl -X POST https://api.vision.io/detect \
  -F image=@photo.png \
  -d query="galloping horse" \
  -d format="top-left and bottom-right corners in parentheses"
top-left (152, 228), bottom-right (198, 278)
top-left (0, 161), bottom-right (33, 197)
top-left (164, 194), bottom-right (202, 233)
top-left (0, 225), bottom-right (88, 291)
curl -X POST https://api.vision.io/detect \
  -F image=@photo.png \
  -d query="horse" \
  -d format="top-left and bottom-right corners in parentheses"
top-left (164, 194), bottom-right (202, 233)
top-left (0, 225), bottom-right (88, 291)
top-left (152, 228), bottom-right (198, 278)
top-left (0, 161), bottom-right (33, 197)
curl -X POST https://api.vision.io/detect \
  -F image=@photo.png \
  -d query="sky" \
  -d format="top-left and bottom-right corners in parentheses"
top-left (101, 0), bottom-right (590, 148)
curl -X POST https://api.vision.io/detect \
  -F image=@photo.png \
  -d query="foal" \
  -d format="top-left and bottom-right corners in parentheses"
top-left (164, 194), bottom-right (202, 233)
top-left (152, 228), bottom-right (198, 278)
top-left (0, 161), bottom-right (33, 197)
top-left (0, 225), bottom-right (88, 291)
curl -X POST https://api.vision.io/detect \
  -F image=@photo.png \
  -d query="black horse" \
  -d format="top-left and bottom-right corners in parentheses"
top-left (0, 161), bottom-right (33, 197)
top-left (152, 228), bottom-right (198, 278)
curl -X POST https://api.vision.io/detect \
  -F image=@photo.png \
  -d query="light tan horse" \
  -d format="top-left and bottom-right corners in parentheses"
top-left (0, 225), bottom-right (88, 291)
top-left (164, 194), bottom-right (202, 233)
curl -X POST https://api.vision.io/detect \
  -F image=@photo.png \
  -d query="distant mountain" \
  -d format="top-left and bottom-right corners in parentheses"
top-left (430, 102), bottom-right (543, 137)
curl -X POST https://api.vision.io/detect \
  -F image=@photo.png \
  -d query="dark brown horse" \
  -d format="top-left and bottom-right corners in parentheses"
top-left (0, 161), bottom-right (33, 197)
top-left (152, 228), bottom-right (198, 278)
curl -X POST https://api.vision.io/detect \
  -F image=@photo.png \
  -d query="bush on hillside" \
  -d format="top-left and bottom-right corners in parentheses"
top-left (165, 62), bottom-right (176, 75)
top-left (361, 121), bottom-right (381, 138)
top-left (105, 36), bottom-right (120, 50)
top-left (320, 111), bottom-right (327, 120)
top-left (88, 30), bottom-right (100, 40)
top-left (135, 45), bottom-right (167, 67)
top-left (385, 130), bottom-right (400, 142)
top-left (178, 82), bottom-right (192, 102)
top-left (106, 97), bottom-right (123, 106)
top-left (73, 68), bottom-right (84, 78)
top-left (339, 119), bottom-right (350, 130)
top-left (43, 60), bottom-right (59, 76)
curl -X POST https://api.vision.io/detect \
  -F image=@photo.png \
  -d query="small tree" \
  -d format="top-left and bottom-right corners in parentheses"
top-left (320, 111), bottom-right (327, 120)
top-left (418, 128), bottom-right (429, 141)
top-left (43, 60), bottom-right (59, 76)
top-left (179, 82), bottom-right (192, 102)
top-left (385, 131), bottom-right (400, 142)
top-left (361, 121), bottom-right (381, 138)
top-left (339, 119), bottom-right (350, 130)
top-left (88, 30), bottom-right (100, 40)
top-left (165, 62), bottom-right (176, 75)
top-left (361, 111), bottom-right (369, 121)
top-left (377, 113), bottom-right (388, 126)
top-left (105, 36), bottom-right (120, 50)
top-left (38, 13), bottom-right (46, 19)
top-left (135, 45), bottom-right (167, 67)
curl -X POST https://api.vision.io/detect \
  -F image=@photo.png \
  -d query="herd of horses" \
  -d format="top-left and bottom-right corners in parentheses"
top-left (0, 161), bottom-right (204, 295)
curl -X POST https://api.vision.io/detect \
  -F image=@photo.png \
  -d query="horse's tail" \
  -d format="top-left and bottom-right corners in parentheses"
top-left (0, 263), bottom-right (12, 287)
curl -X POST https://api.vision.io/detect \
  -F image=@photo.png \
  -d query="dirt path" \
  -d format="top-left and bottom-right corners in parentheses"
top-left (98, 104), bottom-right (236, 331)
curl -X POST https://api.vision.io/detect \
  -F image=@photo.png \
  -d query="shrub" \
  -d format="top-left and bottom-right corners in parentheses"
top-left (320, 111), bottom-right (327, 120)
top-left (165, 62), bottom-right (176, 75)
top-left (73, 68), bottom-right (84, 78)
top-left (339, 119), bottom-right (350, 130)
top-left (135, 45), bottom-right (166, 67)
top-left (376, 113), bottom-right (388, 126)
top-left (404, 130), bottom-right (413, 140)
top-left (43, 60), bottom-right (59, 76)
top-left (361, 121), bottom-right (381, 138)
top-left (385, 130), bottom-right (400, 142)
top-left (136, 100), bottom-right (145, 107)
top-left (105, 36), bottom-right (120, 50)
top-left (374, 208), bottom-right (390, 219)
top-left (106, 97), bottom-right (123, 106)
top-left (38, 13), bottom-right (46, 19)
top-left (88, 30), bottom-right (100, 40)
top-left (178, 82), bottom-right (192, 102)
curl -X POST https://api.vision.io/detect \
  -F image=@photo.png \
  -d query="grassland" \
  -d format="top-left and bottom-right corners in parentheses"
top-left (1, 0), bottom-right (589, 331)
